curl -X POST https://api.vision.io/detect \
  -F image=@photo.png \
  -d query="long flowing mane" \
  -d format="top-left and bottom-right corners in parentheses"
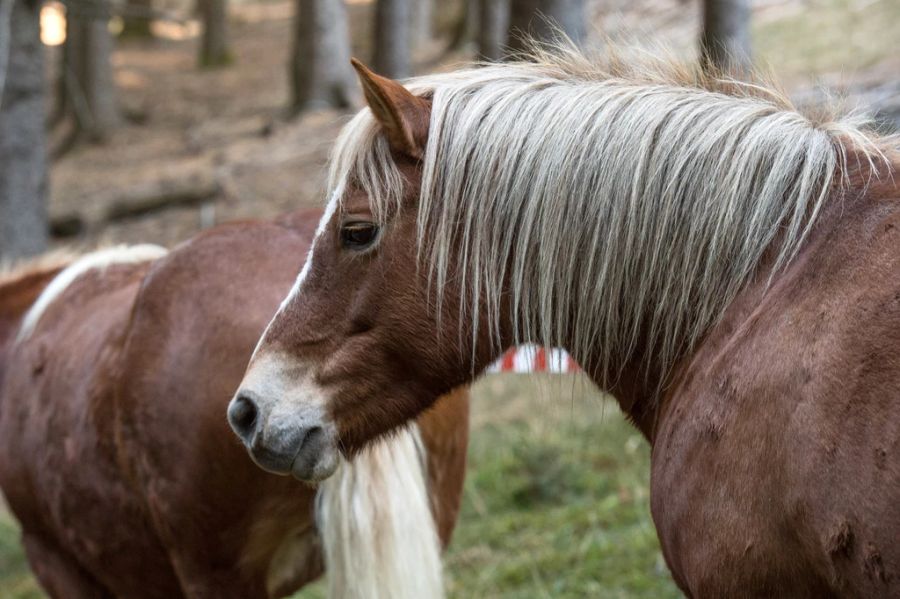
top-left (329, 43), bottom-right (895, 395)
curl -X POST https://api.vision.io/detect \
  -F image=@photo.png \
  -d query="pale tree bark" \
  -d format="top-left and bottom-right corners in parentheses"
top-left (507, 0), bottom-right (585, 55)
top-left (478, 0), bottom-right (509, 61)
top-left (700, 0), bottom-right (752, 75)
top-left (0, 0), bottom-right (48, 260)
top-left (373, 0), bottom-right (411, 79)
top-left (65, 7), bottom-right (120, 142)
top-left (198, 0), bottom-right (231, 67)
top-left (410, 0), bottom-right (433, 50)
top-left (290, 0), bottom-right (357, 114)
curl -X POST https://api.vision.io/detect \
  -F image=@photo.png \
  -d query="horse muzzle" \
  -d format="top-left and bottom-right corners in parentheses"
top-left (227, 388), bottom-right (340, 482)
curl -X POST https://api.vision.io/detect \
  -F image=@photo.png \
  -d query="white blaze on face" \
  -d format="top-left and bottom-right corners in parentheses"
top-left (236, 189), bottom-right (345, 482)
top-left (250, 189), bottom-right (343, 361)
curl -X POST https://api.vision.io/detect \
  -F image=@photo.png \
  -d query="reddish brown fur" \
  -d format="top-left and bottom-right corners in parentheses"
top-left (0, 209), bottom-right (468, 598)
top-left (257, 67), bottom-right (900, 597)
top-left (0, 264), bottom-right (67, 389)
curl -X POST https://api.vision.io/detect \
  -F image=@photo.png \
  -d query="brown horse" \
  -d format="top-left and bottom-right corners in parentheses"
top-left (0, 209), bottom-right (469, 599)
top-left (233, 47), bottom-right (900, 598)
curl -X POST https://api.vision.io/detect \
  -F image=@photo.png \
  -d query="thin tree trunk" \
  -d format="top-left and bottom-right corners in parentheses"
top-left (0, 0), bottom-right (48, 260)
top-left (410, 0), bottom-right (433, 50)
top-left (700, 0), bottom-right (752, 75)
top-left (290, 0), bottom-right (357, 114)
top-left (507, 0), bottom-right (585, 55)
top-left (478, 0), bottom-right (509, 61)
top-left (198, 0), bottom-right (231, 67)
top-left (67, 9), bottom-right (120, 142)
top-left (446, 0), bottom-right (479, 54)
top-left (373, 0), bottom-right (411, 78)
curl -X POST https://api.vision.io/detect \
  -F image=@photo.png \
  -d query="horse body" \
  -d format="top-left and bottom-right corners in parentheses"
top-left (651, 175), bottom-right (900, 597)
top-left (1, 254), bottom-right (181, 598)
top-left (0, 208), bottom-right (468, 598)
top-left (233, 48), bottom-right (900, 597)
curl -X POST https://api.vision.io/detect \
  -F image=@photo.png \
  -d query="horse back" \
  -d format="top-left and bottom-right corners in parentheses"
top-left (0, 263), bottom-right (68, 390)
top-left (652, 172), bottom-right (900, 597)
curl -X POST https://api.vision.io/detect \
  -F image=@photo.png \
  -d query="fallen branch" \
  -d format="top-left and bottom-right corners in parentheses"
top-left (103, 169), bottom-right (219, 221)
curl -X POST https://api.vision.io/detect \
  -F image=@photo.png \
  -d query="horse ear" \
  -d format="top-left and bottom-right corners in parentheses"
top-left (351, 58), bottom-right (430, 160)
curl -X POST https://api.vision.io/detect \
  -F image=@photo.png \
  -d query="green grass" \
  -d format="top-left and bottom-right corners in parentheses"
top-left (0, 374), bottom-right (679, 598)
top-left (442, 374), bottom-right (680, 599)
top-left (0, 509), bottom-right (43, 599)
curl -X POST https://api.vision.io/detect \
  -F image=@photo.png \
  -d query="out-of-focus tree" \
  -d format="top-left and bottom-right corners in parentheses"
top-left (700, 0), bottom-right (752, 74)
top-left (63, 4), bottom-right (120, 142)
top-left (121, 0), bottom-right (153, 37)
top-left (290, 0), bottom-right (357, 113)
top-left (373, 0), bottom-right (411, 78)
top-left (478, 0), bottom-right (509, 61)
top-left (447, 0), bottom-right (479, 53)
top-left (507, 0), bottom-right (585, 54)
top-left (410, 0), bottom-right (433, 51)
top-left (0, 0), bottom-right (48, 260)
top-left (198, 0), bottom-right (231, 67)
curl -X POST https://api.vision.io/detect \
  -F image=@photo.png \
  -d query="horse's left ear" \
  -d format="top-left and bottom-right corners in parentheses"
top-left (351, 58), bottom-right (430, 160)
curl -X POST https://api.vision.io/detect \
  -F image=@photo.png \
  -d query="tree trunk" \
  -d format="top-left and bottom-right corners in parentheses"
top-left (507, 0), bottom-right (585, 55)
top-left (478, 0), bottom-right (509, 61)
top-left (0, 0), bottom-right (48, 260)
top-left (446, 0), bottom-right (479, 54)
top-left (119, 0), bottom-right (153, 37)
top-left (410, 0), bottom-right (433, 50)
top-left (198, 0), bottom-right (231, 67)
top-left (373, 0), bottom-right (411, 79)
top-left (290, 0), bottom-right (357, 114)
top-left (67, 9), bottom-right (120, 142)
top-left (700, 0), bottom-right (752, 75)
top-left (121, 0), bottom-right (153, 38)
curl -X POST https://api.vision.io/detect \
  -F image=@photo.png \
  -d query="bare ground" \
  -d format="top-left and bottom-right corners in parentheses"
top-left (45, 0), bottom-right (899, 252)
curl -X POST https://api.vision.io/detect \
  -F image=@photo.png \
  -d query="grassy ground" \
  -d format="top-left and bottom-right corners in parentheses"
top-left (0, 373), bottom-right (680, 598)
top-left (0, 510), bottom-right (43, 599)
top-left (442, 374), bottom-right (679, 599)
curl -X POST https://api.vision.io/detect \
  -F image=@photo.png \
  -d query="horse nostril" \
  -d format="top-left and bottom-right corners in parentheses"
top-left (228, 393), bottom-right (259, 442)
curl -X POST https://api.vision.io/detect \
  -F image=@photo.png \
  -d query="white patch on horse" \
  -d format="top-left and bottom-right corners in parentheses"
top-left (316, 424), bottom-right (444, 599)
top-left (236, 350), bottom-right (340, 480)
top-left (239, 351), bottom-right (333, 414)
top-left (250, 188), bottom-right (342, 360)
top-left (17, 244), bottom-right (167, 342)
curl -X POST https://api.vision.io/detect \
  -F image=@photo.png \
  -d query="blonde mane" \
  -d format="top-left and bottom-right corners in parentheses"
top-left (328, 43), bottom-right (894, 395)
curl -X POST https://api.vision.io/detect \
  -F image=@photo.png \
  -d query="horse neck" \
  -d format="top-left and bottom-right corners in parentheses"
top-left (588, 152), bottom-right (900, 442)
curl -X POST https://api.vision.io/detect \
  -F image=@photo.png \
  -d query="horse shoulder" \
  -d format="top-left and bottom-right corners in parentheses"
top-left (114, 218), bottom-right (321, 594)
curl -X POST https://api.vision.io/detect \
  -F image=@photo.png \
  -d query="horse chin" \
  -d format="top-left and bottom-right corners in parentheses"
top-left (289, 433), bottom-right (340, 483)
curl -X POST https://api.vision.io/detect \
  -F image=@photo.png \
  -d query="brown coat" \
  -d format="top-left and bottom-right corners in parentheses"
top-left (0, 209), bottom-right (468, 598)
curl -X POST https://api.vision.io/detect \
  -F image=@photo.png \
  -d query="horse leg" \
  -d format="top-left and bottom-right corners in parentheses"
top-left (21, 533), bottom-right (112, 599)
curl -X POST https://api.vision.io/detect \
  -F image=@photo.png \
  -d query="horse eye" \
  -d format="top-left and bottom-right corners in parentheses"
top-left (340, 223), bottom-right (380, 250)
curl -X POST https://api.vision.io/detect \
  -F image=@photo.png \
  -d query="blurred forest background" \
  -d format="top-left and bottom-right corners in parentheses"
top-left (0, 0), bottom-right (898, 596)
